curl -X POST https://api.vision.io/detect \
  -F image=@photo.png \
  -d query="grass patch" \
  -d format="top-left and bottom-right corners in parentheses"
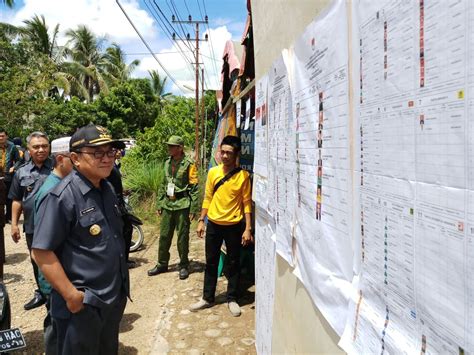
top-left (121, 156), bottom-right (209, 227)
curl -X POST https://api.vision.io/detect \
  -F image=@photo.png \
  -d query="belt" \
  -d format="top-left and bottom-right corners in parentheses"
top-left (167, 191), bottom-right (188, 200)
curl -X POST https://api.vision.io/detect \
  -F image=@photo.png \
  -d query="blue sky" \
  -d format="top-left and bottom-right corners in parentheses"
top-left (0, 0), bottom-right (248, 94)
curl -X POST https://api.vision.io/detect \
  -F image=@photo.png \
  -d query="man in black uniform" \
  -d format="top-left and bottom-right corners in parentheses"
top-left (32, 124), bottom-right (129, 355)
top-left (9, 131), bottom-right (52, 310)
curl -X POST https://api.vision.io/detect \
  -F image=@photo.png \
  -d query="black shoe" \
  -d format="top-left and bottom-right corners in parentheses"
top-left (24, 291), bottom-right (46, 310)
top-left (179, 267), bottom-right (189, 280)
top-left (127, 260), bottom-right (137, 269)
top-left (147, 265), bottom-right (168, 276)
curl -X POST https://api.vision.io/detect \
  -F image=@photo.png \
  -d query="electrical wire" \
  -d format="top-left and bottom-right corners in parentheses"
top-left (152, 0), bottom-right (194, 53)
top-left (123, 50), bottom-right (192, 56)
top-left (201, 0), bottom-right (221, 88)
top-left (115, 0), bottom-right (186, 93)
top-left (144, 0), bottom-right (195, 79)
top-left (184, 0), bottom-right (192, 17)
top-left (169, 0), bottom-right (193, 42)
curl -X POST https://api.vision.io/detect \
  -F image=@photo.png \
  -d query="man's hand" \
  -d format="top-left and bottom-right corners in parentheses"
top-left (196, 220), bottom-right (205, 239)
top-left (11, 225), bottom-right (21, 243)
top-left (156, 209), bottom-right (162, 216)
top-left (189, 213), bottom-right (196, 221)
top-left (65, 288), bottom-right (85, 314)
top-left (241, 229), bottom-right (253, 246)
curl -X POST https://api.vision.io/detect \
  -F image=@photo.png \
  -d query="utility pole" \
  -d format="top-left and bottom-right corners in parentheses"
top-left (172, 15), bottom-right (208, 166)
top-left (201, 67), bottom-right (205, 167)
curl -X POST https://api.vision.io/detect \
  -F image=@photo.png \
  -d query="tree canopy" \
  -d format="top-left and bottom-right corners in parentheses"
top-left (0, 14), bottom-right (217, 165)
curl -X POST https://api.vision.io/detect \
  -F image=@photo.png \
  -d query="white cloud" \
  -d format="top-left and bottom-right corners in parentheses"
top-left (134, 25), bottom-right (233, 95)
top-left (3, 0), bottom-right (158, 45)
top-left (213, 17), bottom-right (231, 26)
top-left (2, 1), bottom-right (240, 96)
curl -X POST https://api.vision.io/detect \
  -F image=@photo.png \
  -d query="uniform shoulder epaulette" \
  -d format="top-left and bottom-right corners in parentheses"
top-left (50, 177), bottom-right (72, 197)
top-left (15, 161), bottom-right (29, 171)
top-left (184, 155), bottom-right (195, 164)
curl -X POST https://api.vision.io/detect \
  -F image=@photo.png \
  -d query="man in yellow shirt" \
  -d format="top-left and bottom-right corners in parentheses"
top-left (190, 135), bottom-right (252, 317)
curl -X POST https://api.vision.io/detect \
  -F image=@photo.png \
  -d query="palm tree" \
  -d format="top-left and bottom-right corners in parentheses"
top-left (16, 15), bottom-right (75, 99)
top-left (64, 25), bottom-right (107, 102)
top-left (148, 70), bottom-right (171, 100)
top-left (102, 43), bottom-right (140, 85)
top-left (1, 0), bottom-right (14, 8)
top-left (22, 15), bottom-right (60, 59)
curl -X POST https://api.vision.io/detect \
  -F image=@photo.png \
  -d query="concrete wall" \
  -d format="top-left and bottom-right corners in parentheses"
top-left (251, 0), bottom-right (344, 353)
top-left (252, 0), bottom-right (332, 80)
top-left (272, 255), bottom-right (343, 354)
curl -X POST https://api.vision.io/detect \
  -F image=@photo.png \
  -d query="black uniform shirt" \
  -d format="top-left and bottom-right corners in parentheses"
top-left (33, 170), bottom-right (129, 312)
top-left (8, 158), bottom-right (53, 234)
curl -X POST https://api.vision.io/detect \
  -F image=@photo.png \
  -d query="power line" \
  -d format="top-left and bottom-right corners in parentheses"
top-left (169, 0), bottom-right (215, 89)
top-left (147, 0), bottom-right (193, 57)
top-left (144, 0), bottom-right (195, 79)
top-left (123, 50), bottom-right (191, 56)
top-left (201, 0), bottom-right (208, 16)
top-left (115, 0), bottom-right (186, 94)
top-left (167, 0), bottom-right (216, 89)
top-left (172, 16), bottom-right (208, 164)
top-left (168, 0), bottom-right (191, 47)
top-left (166, 0), bottom-right (191, 44)
top-left (196, 0), bottom-right (204, 19)
top-left (124, 50), bottom-right (220, 63)
top-left (183, 0), bottom-right (192, 17)
top-left (152, 0), bottom-right (194, 53)
top-left (201, 0), bottom-right (220, 88)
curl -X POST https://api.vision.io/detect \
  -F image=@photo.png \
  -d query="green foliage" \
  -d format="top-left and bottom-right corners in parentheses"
top-left (148, 69), bottom-right (171, 99)
top-left (0, 32), bottom-right (58, 136)
top-left (0, 15), bottom-right (219, 175)
top-left (121, 153), bottom-right (208, 224)
top-left (130, 96), bottom-right (196, 161)
top-left (30, 97), bottom-right (102, 138)
top-left (122, 159), bottom-right (164, 197)
top-left (102, 43), bottom-right (139, 85)
top-left (97, 79), bottom-right (159, 136)
top-left (120, 90), bottom-right (218, 173)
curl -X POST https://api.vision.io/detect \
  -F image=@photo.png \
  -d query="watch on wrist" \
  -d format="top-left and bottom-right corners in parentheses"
top-left (198, 218), bottom-right (205, 222)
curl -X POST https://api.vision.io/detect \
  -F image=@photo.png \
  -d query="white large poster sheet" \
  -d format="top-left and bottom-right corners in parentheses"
top-left (267, 52), bottom-right (295, 265)
top-left (254, 208), bottom-right (276, 355)
top-left (291, 0), bottom-right (353, 335)
top-left (253, 75), bottom-right (270, 210)
top-left (254, 74), bottom-right (269, 180)
top-left (340, 0), bottom-right (474, 353)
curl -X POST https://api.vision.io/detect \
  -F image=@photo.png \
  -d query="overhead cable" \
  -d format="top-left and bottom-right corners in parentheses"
top-left (115, 0), bottom-right (186, 93)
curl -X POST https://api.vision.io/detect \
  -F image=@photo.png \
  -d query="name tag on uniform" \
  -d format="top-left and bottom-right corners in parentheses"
top-left (80, 207), bottom-right (96, 216)
top-left (166, 182), bottom-right (175, 197)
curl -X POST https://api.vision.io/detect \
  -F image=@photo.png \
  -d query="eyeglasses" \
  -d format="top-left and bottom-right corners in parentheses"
top-left (76, 149), bottom-right (117, 159)
top-left (31, 144), bottom-right (49, 150)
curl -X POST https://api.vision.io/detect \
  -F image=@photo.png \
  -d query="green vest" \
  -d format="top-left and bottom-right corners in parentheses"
top-left (157, 155), bottom-right (199, 212)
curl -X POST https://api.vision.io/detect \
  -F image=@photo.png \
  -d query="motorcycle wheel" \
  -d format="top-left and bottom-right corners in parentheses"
top-left (130, 224), bottom-right (144, 252)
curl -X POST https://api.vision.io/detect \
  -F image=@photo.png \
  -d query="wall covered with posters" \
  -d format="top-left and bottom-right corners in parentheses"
top-left (252, 0), bottom-right (474, 353)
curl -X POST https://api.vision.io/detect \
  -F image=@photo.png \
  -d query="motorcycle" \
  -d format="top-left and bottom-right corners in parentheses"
top-left (0, 283), bottom-right (26, 352)
top-left (123, 195), bottom-right (144, 252)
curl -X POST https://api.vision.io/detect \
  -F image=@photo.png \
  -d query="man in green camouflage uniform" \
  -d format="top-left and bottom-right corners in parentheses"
top-left (148, 136), bottom-right (199, 280)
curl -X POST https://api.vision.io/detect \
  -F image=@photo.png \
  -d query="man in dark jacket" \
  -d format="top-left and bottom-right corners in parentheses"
top-left (0, 128), bottom-right (20, 280)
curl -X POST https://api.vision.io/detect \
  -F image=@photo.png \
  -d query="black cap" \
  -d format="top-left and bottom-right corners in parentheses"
top-left (70, 124), bottom-right (125, 151)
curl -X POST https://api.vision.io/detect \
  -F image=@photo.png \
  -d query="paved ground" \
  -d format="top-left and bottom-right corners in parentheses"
top-left (3, 222), bottom-right (256, 354)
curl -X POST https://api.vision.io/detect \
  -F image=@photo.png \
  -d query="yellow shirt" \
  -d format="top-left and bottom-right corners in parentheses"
top-left (202, 164), bottom-right (252, 225)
